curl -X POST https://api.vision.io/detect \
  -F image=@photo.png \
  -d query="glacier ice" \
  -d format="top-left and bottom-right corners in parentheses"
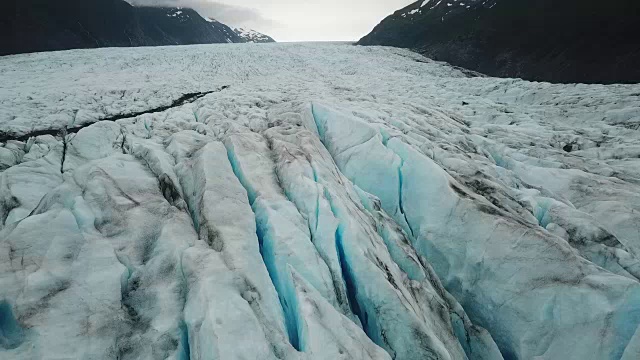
top-left (312, 102), bottom-right (640, 360)
top-left (1, 43), bottom-right (640, 359)
top-left (224, 132), bottom-right (339, 349)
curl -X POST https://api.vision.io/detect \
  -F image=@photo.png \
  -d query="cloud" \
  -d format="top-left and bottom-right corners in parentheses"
top-left (125, 0), bottom-right (415, 42)
top-left (126, 0), bottom-right (278, 29)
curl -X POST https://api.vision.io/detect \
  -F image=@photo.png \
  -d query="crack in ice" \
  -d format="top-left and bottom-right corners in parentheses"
top-left (0, 86), bottom-right (230, 143)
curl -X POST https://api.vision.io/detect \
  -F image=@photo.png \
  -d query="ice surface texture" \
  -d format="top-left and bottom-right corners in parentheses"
top-left (1, 43), bottom-right (639, 359)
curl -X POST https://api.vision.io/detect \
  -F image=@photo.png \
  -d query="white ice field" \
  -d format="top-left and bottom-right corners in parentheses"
top-left (1, 43), bottom-right (640, 359)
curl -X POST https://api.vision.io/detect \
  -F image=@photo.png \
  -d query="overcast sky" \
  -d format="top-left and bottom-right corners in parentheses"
top-left (127, 0), bottom-right (415, 42)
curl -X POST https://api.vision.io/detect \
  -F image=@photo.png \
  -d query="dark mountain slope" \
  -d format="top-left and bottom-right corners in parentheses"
top-left (0, 0), bottom-right (244, 56)
top-left (358, 0), bottom-right (640, 84)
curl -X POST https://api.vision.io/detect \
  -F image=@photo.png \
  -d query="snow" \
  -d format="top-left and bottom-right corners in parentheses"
top-left (403, 0), bottom-right (433, 16)
top-left (168, 9), bottom-right (187, 19)
top-left (0, 42), bottom-right (640, 359)
top-left (234, 27), bottom-right (273, 43)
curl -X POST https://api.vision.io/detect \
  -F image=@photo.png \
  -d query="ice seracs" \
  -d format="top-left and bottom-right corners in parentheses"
top-left (312, 102), bottom-right (640, 359)
top-left (1, 43), bottom-right (640, 359)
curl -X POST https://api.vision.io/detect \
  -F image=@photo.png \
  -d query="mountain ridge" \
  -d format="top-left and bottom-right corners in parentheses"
top-left (358, 0), bottom-right (640, 84)
top-left (0, 0), bottom-right (274, 56)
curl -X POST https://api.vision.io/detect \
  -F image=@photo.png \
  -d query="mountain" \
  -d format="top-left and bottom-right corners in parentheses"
top-left (1, 43), bottom-right (640, 359)
top-left (0, 0), bottom-right (248, 56)
top-left (233, 27), bottom-right (276, 43)
top-left (204, 18), bottom-right (276, 44)
top-left (358, 0), bottom-right (640, 84)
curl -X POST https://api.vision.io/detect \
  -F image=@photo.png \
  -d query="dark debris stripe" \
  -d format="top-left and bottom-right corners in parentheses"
top-left (0, 85), bottom-right (230, 143)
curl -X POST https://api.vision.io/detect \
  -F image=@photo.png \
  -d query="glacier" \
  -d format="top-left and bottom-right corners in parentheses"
top-left (1, 43), bottom-right (640, 359)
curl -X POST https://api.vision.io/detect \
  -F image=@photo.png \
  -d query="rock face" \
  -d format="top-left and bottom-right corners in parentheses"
top-left (358, 0), bottom-right (640, 84)
top-left (1, 43), bottom-right (640, 359)
top-left (0, 0), bottom-right (246, 56)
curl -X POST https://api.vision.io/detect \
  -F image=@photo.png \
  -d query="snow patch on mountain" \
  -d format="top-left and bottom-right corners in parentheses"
top-left (204, 18), bottom-right (274, 43)
top-left (401, 0), bottom-right (496, 18)
top-left (234, 27), bottom-right (276, 43)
